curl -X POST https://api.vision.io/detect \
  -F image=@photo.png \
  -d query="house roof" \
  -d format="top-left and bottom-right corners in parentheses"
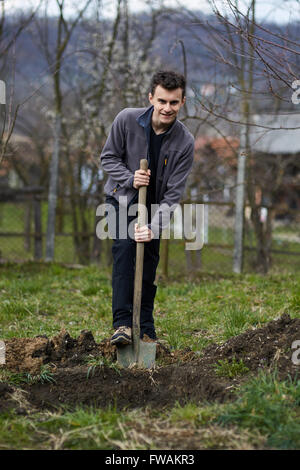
top-left (0, 158), bottom-right (10, 177)
top-left (249, 114), bottom-right (300, 154)
top-left (187, 112), bottom-right (300, 155)
top-left (194, 135), bottom-right (239, 163)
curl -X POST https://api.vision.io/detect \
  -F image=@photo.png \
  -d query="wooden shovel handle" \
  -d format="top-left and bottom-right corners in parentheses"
top-left (132, 159), bottom-right (148, 361)
top-left (137, 159), bottom-right (148, 226)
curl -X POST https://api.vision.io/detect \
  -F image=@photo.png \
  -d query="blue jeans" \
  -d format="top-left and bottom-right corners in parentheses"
top-left (105, 195), bottom-right (160, 340)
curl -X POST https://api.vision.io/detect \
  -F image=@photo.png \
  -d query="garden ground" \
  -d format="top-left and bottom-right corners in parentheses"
top-left (0, 262), bottom-right (299, 449)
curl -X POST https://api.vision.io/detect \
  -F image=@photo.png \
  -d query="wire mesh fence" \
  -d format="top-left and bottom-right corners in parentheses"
top-left (0, 191), bottom-right (299, 274)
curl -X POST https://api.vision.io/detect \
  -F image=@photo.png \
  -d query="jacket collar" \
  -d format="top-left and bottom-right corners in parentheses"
top-left (136, 105), bottom-right (153, 129)
top-left (136, 105), bottom-right (178, 136)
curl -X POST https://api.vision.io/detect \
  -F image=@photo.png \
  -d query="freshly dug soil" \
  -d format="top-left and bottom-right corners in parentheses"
top-left (0, 313), bottom-right (299, 412)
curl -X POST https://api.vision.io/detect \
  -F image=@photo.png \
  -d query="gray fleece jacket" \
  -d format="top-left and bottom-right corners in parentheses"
top-left (100, 105), bottom-right (194, 237)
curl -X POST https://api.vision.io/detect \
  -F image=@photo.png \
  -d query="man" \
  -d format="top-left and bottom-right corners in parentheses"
top-left (100, 70), bottom-right (194, 345)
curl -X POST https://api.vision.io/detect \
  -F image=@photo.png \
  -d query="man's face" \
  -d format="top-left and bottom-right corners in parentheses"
top-left (149, 85), bottom-right (186, 128)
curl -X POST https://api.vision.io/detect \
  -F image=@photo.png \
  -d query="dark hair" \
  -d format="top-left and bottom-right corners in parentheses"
top-left (150, 70), bottom-right (186, 98)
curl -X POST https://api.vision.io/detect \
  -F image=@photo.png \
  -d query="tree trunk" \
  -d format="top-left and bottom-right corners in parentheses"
top-left (185, 241), bottom-right (192, 273)
top-left (195, 249), bottom-right (202, 269)
top-left (77, 197), bottom-right (90, 265)
top-left (33, 196), bottom-right (43, 260)
top-left (233, 117), bottom-right (247, 274)
top-left (161, 238), bottom-right (169, 279)
top-left (91, 227), bottom-right (102, 265)
top-left (45, 113), bottom-right (61, 261)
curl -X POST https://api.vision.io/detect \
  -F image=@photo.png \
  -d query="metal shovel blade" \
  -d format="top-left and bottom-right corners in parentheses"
top-left (117, 341), bottom-right (156, 369)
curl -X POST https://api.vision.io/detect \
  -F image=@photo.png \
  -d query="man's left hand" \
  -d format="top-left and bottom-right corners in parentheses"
top-left (134, 224), bottom-right (154, 243)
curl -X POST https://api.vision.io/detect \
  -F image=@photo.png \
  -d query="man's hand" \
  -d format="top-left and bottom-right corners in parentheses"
top-left (133, 169), bottom-right (151, 189)
top-left (134, 224), bottom-right (154, 243)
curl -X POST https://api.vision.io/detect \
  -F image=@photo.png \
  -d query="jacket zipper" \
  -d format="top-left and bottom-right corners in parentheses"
top-left (162, 155), bottom-right (168, 176)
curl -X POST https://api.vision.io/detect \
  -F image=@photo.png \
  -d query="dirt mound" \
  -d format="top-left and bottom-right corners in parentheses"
top-left (3, 329), bottom-right (193, 375)
top-left (0, 314), bottom-right (299, 412)
top-left (204, 312), bottom-right (300, 380)
top-left (4, 329), bottom-right (110, 374)
top-left (0, 382), bottom-right (15, 412)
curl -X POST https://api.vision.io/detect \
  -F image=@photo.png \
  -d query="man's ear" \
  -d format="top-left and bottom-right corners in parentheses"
top-left (148, 92), bottom-right (153, 104)
top-left (182, 96), bottom-right (186, 105)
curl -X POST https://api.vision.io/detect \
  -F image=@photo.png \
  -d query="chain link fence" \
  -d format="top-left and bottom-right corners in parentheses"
top-left (1, 189), bottom-right (299, 274)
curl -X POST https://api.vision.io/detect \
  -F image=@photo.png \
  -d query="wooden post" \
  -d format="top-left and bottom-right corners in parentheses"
top-left (24, 201), bottom-right (32, 252)
top-left (34, 196), bottom-right (43, 260)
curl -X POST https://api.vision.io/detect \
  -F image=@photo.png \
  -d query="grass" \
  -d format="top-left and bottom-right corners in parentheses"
top-left (162, 370), bottom-right (300, 450)
top-left (83, 354), bottom-right (122, 378)
top-left (216, 370), bottom-right (300, 449)
top-left (214, 358), bottom-right (250, 379)
top-left (0, 365), bottom-right (56, 386)
top-left (0, 262), bottom-right (299, 348)
top-left (0, 262), bottom-right (299, 449)
top-left (0, 405), bottom-right (129, 450)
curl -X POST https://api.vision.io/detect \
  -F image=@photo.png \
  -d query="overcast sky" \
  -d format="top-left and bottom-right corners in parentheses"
top-left (4, 0), bottom-right (300, 23)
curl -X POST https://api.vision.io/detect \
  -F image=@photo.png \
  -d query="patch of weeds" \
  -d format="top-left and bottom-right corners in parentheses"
top-left (0, 299), bottom-right (34, 321)
top-left (49, 264), bottom-right (65, 276)
top-left (0, 405), bottom-right (130, 450)
top-left (289, 293), bottom-right (300, 313)
top-left (33, 365), bottom-right (56, 384)
top-left (215, 370), bottom-right (300, 449)
top-left (223, 307), bottom-right (250, 339)
top-left (83, 355), bottom-right (121, 379)
top-left (214, 357), bottom-right (250, 379)
top-left (0, 365), bottom-right (56, 386)
top-left (168, 401), bottom-right (220, 426)
top-left (0, 370), bottom-right (26, 386)
top-left (165, 332), bottom-right (188, 351)
top-left (0, 411), bottom-right (39, 450)
top-left (35, 405), bottom-right (128, 450)
top-left (14, 279), bottom-right (44, 295)
top-left (81, 286), bottom-right (99, 296)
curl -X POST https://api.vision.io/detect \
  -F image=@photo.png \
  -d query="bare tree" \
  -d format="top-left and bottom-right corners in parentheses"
top-left (59, 0), bottom-right (166, 264)
top-left (0, 0), bottom-right (41, 165)
top-left (178, 0), bottom-right (300, 273)
top-left (29, 0), bottom-right (93, 261)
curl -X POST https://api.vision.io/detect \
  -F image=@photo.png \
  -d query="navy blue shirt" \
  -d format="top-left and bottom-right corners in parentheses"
top-left (147, 126), bottom-right (166, 208)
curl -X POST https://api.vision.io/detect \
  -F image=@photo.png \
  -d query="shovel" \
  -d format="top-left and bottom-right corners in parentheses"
top-left (117, 159), bottom-right (157, 368)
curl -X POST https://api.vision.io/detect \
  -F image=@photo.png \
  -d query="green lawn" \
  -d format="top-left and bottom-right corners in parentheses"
top-left (0, 262), bottom-right (299, 449)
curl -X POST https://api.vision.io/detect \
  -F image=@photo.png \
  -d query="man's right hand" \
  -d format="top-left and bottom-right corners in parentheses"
top-left (133, 169), bottom-right (151, 189)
